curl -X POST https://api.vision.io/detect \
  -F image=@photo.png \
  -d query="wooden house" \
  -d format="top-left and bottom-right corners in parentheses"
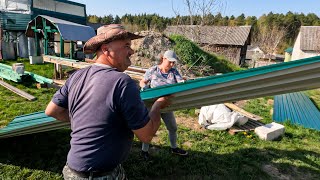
top-left (164, 25), bottom-right (252, 65)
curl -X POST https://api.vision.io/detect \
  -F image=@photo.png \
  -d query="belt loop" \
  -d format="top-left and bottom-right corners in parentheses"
top-left (89, 172), bottom-right (93, 180)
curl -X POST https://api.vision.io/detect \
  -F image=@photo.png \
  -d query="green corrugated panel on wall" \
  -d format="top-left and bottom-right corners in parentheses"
top-left (0, 12), bottom-right (32, 31)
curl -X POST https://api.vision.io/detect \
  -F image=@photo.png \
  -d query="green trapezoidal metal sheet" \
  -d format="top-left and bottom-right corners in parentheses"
top-left (274, 92), bottom-right (320, 131)
top-left (1, 55), bottom-right (320, 138)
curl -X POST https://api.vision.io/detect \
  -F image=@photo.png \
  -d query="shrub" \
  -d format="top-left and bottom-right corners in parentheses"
top-left (170, 35), bottom-right (242, 73)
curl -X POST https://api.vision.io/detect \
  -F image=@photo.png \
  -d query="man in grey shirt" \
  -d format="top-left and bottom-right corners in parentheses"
top-left (45, 24), bottom-right (171, 179)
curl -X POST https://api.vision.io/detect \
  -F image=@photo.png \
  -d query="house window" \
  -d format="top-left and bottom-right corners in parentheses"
top-left (7, 19), bottom-right (16, 24)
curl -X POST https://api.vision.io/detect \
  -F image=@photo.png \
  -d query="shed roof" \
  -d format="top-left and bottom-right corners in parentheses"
top-left (25, 15), bottom-right (95, 42)
top-left (164, 25), bottom-right (252, 46)
top-left (285, 47), bottom-right (293, 53)
top-left (300, 26), bottom-right (320, 51)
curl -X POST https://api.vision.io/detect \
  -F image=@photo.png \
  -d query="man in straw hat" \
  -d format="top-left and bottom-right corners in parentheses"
top-left (45, 24), bottom-right (171, 179)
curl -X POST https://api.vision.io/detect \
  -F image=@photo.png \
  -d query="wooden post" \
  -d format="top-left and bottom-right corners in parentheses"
top-left (60, 35), bottom-right (64, 58)
top-left (34, 27), bottom-right (39, 56)
top-left (42, 17), bottom-right (48, 55)
top-left (70, 41), bottom-right (74, 59)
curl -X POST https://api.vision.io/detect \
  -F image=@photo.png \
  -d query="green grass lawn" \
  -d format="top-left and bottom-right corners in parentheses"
top-left (0, 60), bottom-right (319, 179)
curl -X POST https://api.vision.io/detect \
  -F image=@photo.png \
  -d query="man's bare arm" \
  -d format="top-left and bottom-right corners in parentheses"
top-left (133, 96), bottom-right (171, 143)
top-left (45, 101), bottom-right (70, 122)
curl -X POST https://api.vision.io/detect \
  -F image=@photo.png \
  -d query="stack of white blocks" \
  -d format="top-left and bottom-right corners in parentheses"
top-left (254, 122), bottom-right (285, 141)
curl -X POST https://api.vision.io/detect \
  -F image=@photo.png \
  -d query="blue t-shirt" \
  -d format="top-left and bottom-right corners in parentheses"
top-left (52, 64), bottom-right (149, 172)
top-left (144, 65), bottom-right (184, 88)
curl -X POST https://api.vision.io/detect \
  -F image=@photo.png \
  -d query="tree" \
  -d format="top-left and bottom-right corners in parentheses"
top-left (235, 13), bottom-right (245, 26)
top-left (180, 0), bottom-right (226, 26)
top-left (114, 15), bottom-right (121, 24)
top-left (254, 23), bottom-right (287, 61)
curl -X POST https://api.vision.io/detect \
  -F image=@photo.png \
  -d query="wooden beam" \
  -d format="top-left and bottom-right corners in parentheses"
top-left (0, 79), bottom-right (36, 101)
top-left (224, 102), bottom-right (263, 121)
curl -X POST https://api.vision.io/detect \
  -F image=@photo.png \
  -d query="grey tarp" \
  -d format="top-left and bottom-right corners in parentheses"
top-left (25, 15), bottom-right (95, 42)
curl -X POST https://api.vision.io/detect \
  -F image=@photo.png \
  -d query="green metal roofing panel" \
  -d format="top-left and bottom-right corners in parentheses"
top-left (0, 12), bottom-right (32, 31)
top-left (0, 63), bottom-right (53, 84)
top-left (1, 55), bottom-right (320, 138)
top-left (274, 92), bottom-right (320, 130)
top-left (141, 55), bottom-right (320, 111)
top-left (0, 111), bottom-right (69, 138)
top-left (0, 63), bottom-right (24, 82)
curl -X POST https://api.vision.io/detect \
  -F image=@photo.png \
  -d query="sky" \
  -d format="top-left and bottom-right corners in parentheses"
top-left (72, 0), bottom-right (320, 18)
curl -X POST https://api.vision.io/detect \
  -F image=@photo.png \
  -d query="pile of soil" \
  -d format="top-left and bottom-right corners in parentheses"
top-left (131, 31), bottom-right (173, 68)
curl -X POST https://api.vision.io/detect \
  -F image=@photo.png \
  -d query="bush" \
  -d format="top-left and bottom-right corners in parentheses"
top-left (170, 35), bottom-right (242, 74)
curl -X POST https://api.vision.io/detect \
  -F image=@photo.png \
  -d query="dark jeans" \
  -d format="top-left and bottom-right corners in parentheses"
top-left (62, 164), bottom-right (126, 180)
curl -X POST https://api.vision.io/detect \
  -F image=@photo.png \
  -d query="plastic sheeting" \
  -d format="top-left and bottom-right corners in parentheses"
top-left (198, 104), bottom-right (248, 130)
top-left (17, 32), bottom-right (28, 58)
top-left (0, 0), bottom-right (31, 14)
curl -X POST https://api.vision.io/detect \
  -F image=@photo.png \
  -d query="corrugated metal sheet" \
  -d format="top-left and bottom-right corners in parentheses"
top-left (32, 0), bottom-right (86, 25)
top-left (142, 55), bottom-right (320, 111)
top-left (25, 15), bottom-right (95, 42)
top-left (0, 12), bottom-right (31, 30)
top-left (300, 26), bottom-right (320, 51)
top-left (164, 25), bottom-right (251, 46)
top-left (32, 8), bottom-right (86, 25)
top-left (0, 111), bottom-right (69, 138)
top-left (1, 55), bottom-right (320, 138)
top-left (273, 92), bottom-right (320, 130)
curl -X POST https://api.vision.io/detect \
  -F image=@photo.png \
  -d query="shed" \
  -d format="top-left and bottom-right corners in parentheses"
top-left (0, 0), bottom-right (87, 60)
top-left (25, 15), bottom-right (95, 63)
top-left (164, 25), bottom-right (252, 65)
top-left (291, 26), bottom-right (320, 60)
top-left (284, 47), bottom-right (293, 62)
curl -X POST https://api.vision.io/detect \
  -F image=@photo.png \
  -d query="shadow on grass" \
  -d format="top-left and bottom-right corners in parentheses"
top-left (0, 132), bottom-right (319, 179)
top-left (126, 143), bottom-right (320, 179)
top-left (0, 129), bottom-right (71, 174)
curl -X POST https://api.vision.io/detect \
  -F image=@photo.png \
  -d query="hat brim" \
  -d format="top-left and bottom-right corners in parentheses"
top-left (83, 32), bottom-right (143, 54)
top-left (166, 57), bottom-right (178, 62)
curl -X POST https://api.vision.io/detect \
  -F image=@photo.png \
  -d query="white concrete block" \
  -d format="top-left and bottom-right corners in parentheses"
top-left (254, 122), bottom-right (285, 141)
top-left (29, 56), bottom-right (43, 64)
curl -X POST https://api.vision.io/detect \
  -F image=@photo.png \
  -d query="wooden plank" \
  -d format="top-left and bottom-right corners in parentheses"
top-left (228, 119), bottom-right (265, 135)
top-left (224, 102), bottom-right (263, 121)
top-left (0, 79), bottom-right (36, 101)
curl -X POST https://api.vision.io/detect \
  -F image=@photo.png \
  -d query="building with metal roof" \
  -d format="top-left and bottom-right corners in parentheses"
top-left (0, 0), bottom-right (87, 60)
top-left (291, 26), bottom-right (320, 60)
top-left (164, 25), bottom-right (252, 65)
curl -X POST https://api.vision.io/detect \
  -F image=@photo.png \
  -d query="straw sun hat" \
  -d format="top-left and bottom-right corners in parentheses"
top-left (83, 24), bottom-right (143, 54)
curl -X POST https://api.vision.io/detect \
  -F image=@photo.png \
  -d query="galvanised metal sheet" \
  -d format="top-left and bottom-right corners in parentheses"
top-left (274, 92), bottom-right (320, 131)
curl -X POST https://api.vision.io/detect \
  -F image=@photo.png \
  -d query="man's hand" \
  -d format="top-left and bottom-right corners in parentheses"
top-left (154, 95), bottom-right (173, 109)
